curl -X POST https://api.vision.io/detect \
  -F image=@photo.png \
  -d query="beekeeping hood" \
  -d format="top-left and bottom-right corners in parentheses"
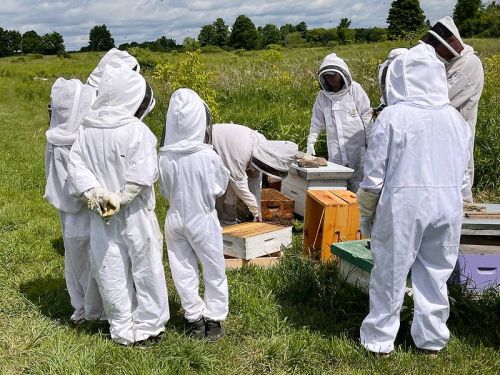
top-left (82, 60), bottom-right (154, 128)
top-left (386, 43), bottom-right (449, 108)
top-left (252, 139), bottom-right (298, 179)
top-left (423, 16), bottom-right (473, 60)
top-left (318, 53), bottom-right (352, 100)
top-left (159, 88), bottom-right (212, 154)
top-left (377, 48), bottom-right (408, 106)
top-left (46, 78), bottom-right (93, 146)
top-left (86, 48), bottom-right (140, 89)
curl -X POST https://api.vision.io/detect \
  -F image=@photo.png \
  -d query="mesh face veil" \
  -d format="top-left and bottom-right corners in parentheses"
top-left (134, 81), bottom-right (156, 120)
top-left (204, 103), bottom-right (212, 145)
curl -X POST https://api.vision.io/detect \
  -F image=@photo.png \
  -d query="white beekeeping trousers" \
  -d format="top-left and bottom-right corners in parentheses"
top-left (165, 211), bottom-right (228, 323)
top-left (88, 202), bottom-right (169, 344)
top-left (60, 210), bottom-right (104, 320)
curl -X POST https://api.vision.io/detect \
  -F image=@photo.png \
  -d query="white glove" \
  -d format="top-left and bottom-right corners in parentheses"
top-left (100, 192), bottom-right (120, 218)
top-left (356, 188), bottom-right (380, 218)
top-left (82, 187), bottom-right (105, 215)
top-left (306, 131), bottom-right (319, 156)
top-left (119, 183), bottom-right (144, 207)
top-left (81, 187), bottom-right (120, 218)
top-left (360, 216), bottom-right (373, 238)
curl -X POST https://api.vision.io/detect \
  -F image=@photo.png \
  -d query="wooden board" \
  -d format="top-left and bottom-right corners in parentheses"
top-left (222, 222), bottom-right (292, 260)
top-left (223, 222), bottom-right (285, 238)
top-left (462, 204), bottom-right (500, 230)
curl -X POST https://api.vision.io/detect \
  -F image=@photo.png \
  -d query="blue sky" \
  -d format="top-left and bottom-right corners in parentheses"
top-left (0, 0), bottom-right (457, 50)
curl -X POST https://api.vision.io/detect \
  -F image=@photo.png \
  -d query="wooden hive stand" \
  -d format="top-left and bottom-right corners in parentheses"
top-left (303, 190), bottom-right (361, 262)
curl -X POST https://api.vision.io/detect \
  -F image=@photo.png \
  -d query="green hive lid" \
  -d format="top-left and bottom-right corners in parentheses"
top-left (331, 240), bottom-right (373, 273)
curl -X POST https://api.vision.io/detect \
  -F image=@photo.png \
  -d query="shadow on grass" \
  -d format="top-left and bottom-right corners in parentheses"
top-left (19, 275), bottom-right (185, 336)
top-left (271, 246), bottom-right (499, 349)
top-left (51, 237), bottom-right (65, 257)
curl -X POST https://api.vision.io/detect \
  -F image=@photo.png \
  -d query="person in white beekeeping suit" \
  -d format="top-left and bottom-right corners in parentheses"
top-left (44, 78), bottom-right (104, 324)
top-left (372, 48), bottom-right (408, 117)
top-left (357, 43), bottom-right (470, 356)
top-left (421, 16), bottom-right (484, 202)
top-left (306, 52), bottom-right (372, 192)
top-left (158, 89), bottom-right (230, 341)
top-left (212, 123), bottom-right (298, 225)
top-left (86, 48), bottom-right (140, 91)
top-left (68, 60), bottom-right (169, 346)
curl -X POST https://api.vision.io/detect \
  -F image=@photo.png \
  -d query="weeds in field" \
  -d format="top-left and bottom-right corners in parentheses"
top-left (153, 51), bottom-right (220, 121)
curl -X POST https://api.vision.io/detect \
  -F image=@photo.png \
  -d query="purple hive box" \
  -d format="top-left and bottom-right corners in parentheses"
top-left (454, 251), bottom-right (499, 291)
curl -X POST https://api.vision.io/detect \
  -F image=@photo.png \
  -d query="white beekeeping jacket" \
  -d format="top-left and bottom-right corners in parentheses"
top-left (69, 60), bottom-right (158, 208)
top-left (158, 89), bottom-right (229, 215)
top-left (309, 53), bottom-right (372, 190)
top-left (361, 43), bottom-right (470, 220)
top-left (44, 78), bottom-right (94, 213)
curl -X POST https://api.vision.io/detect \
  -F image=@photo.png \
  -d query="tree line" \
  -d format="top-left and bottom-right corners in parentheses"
top-left (0, 0), bottom-right (498, 58)
top-left (0, 29), bottom-right (65, 57)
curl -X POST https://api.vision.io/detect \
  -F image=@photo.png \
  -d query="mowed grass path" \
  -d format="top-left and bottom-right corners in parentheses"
top-left (1, 43), bottom-right (499, 374)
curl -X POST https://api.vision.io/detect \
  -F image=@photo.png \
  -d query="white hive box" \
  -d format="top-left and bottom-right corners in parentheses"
top-left (281, 161), bottom-right (354, 216)
top-left (222, 222), bottom-right (292, 260)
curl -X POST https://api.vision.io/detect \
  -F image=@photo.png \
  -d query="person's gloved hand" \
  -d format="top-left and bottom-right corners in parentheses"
top-left (100, 192), bottom-right (120, 218)
top-left (360, 216), bottom-right (373, 238)
top-left (306, 131), bottom-right (319, 156)
top-left (82, 187), bottom-right (105, 215)
top-left (306, 143), bottom-right (316, 156)
top-left (119, 183), bottom-right (144, 207)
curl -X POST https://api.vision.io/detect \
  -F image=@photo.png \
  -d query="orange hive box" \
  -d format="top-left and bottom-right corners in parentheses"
top-left (303, 190), bottom-right (361, 262)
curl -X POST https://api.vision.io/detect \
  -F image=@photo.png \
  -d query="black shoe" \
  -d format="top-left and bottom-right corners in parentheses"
top-left (186, 317), bottom-right (206, 339)
top-left (134, 332), bottom-right (164, 349)
top-left (205, 320), bottom-right (225, 342)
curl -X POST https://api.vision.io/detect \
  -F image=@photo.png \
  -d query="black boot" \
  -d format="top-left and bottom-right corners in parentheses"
top-left (186, 317), bottom-right (206, 339)
top-left (205, 320), bottom-right (225, 342)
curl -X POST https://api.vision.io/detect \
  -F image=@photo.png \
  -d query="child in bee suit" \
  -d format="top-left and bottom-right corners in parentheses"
top-left (307, 53), bottom-right (372, 192)
top-left (158, 89), bottom-right (230, 341)
top-left (68, 60), bottom-right (169, 345)
top-left (357, 44), bottom-right (470, 355)
top-left (44, 78), bottom-right (104, 324)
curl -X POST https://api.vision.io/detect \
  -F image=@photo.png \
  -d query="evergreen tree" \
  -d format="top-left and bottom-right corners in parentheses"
top-left (386, 0), bottom-right (426, 39)
top-left (453, 0), bottom-right (482, 37)
top-left (229, 15), bottom-right (258, 50)
top-left (88, 25), bottom-right (115, 51)
top-left (337, 18), bottom-right (354, 44)
top-left (213, 18), bottom-right (229, 47)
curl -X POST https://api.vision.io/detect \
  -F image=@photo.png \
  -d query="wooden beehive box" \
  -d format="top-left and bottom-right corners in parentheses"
top-left (261, 188), bottom-right (294, 221)
top-left (222, 222), bottom-right (292, 260)
top-left (281, 162), bottom-right (353, 216)
top-left (303, 190), bottom-right (361, 262)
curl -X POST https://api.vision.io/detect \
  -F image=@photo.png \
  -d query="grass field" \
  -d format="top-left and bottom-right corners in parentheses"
top-left (0, 40), bottom-right (499, 374)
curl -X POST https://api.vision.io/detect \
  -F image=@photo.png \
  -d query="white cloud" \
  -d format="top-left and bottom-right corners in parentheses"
top-left (0, 0), bottom-right (455, 50)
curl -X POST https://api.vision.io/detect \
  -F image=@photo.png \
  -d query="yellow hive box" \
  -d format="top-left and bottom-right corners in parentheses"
top-left (303, 190), bottom-right (361, 262)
